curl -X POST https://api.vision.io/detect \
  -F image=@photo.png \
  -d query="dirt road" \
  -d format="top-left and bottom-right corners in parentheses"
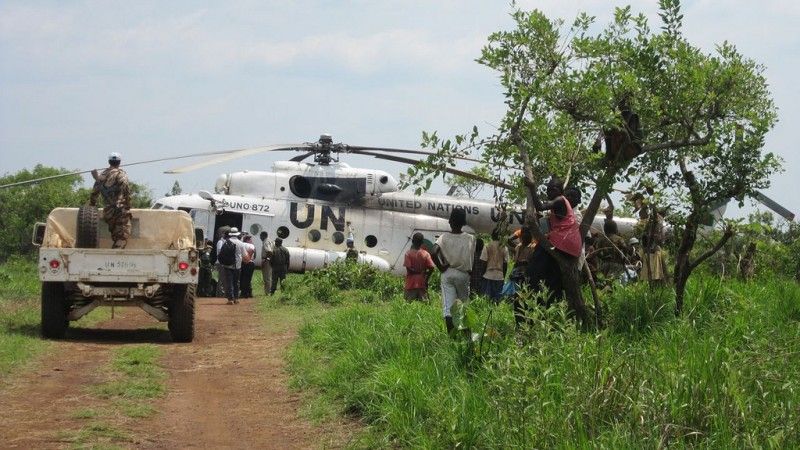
top-left (0, 298), bottom-right (349, 449)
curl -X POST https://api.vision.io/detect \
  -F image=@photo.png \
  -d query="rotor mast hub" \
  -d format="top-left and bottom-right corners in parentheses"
top-left (315, 133), bottom-right (338, 165)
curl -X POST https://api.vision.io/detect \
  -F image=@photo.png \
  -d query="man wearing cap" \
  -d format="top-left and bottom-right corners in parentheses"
top-left (89, 152), bottom-right (132, 249)
top-left (216, 227), bottom-right (246, 304)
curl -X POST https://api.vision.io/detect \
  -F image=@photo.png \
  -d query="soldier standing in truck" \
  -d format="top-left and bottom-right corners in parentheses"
top-left (89, 152), bottom-right (132, 249)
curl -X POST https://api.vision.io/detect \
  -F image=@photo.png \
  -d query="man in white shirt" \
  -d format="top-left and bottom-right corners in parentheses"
top-left (480, 229), bottom-right (509, 303)
top-left (433, 208), bottom-right (475, 335)
top-left (216, 227), bottom-right (247, 304)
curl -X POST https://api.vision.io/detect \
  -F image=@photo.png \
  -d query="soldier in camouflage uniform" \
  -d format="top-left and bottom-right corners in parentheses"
top-left (89, 152), bottom-right (132, 249)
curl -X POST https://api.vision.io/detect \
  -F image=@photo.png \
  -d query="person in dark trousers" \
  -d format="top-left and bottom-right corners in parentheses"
top-left (345, 238), bottom-right (359, 260)
top-left (480, 229), bottom-right (509, 303)
top-left (523, 177), bottom-right (581, 321)
top-left (197, 239), bottom-right (217, 297)
top-left (216, 227), bottom-right (245, 304)
top-left (239, 234), bottom-right (256, 298)
top-left (470, 238), bottom-right (486, 297)
top-left (270, 238), bottom-right (290, 294)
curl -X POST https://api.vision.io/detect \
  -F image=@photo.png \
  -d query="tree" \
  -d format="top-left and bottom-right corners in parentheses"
top-left (0, 165), bottom-right (85, 258)
top-left (404, 0), bottom-right (778, 324)
top-left (130, 182), bottom-right (154, 208)
top-left (445, 166), bottom-right (490, 198)
top-left (0, 166), bottom-right (154, 258)
top-left (167, 180), bottom-right (182, 197)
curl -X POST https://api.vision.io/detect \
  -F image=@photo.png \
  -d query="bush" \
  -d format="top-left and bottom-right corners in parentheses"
top-left (278, 261), bottom-right (403, 305)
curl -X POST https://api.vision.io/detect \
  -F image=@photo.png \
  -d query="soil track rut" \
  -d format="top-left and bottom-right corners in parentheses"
top-left (0, 298), bottom-right (347, 449)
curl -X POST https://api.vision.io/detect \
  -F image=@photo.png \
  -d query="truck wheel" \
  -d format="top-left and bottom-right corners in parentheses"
top-left (168, 284), bottom-right (196, 342)
top-left (41, 282), bottom-right (68, 339)
top-left (76, 205), bottom-right (99, 248)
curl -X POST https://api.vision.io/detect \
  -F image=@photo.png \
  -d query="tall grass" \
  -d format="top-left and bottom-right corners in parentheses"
top-left (0, 255), bottom-right (46, 374)
top-left (288, 274), bottom-right (800, 448)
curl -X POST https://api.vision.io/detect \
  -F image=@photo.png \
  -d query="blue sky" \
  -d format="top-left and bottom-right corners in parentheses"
top-left (1, 0), bottom-right (797, 221)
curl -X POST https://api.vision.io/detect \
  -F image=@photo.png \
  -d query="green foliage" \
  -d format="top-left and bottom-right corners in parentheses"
top-left (0, 255), bottom-right (46, 374)
top-left (0, 165), bottom-right (153, 259)
top-left (0, 165), bottom-right (86, 258)
top-left (289, 275), bottom-right (800, 447)
top-left (277, 261), bottom-right (402, 305)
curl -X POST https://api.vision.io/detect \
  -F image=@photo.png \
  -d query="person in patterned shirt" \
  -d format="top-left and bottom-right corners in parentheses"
top-left (89, 152), bottom-right (132, 249)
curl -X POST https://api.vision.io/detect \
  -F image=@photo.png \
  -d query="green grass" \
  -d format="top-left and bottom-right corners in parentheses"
top-left (92, 345), bottom-right (166, 400)
top-left (0, 256), bottom-right (48, 374)
top-left (63, 421), bottom-right (131, 449)
top-left (286, 269), bottom-right (800, 448)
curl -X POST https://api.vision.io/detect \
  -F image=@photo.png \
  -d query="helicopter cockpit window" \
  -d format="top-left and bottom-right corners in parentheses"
top-left (277, 226), bottom-right (290, 239)
top-left (289, 175), bottom-right (311, 198)
top-left (332, 231), bottom-right (345, 245)
top-left (308, 229), bottom-right (321, 242)
top-left (152, 203), bottom-right (163, 210)
top-left (365, 235), bottom-right (378, 248)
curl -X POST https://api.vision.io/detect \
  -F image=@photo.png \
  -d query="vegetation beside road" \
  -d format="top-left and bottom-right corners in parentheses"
top-left (0, 256), bottom-right (47, 375)
top-left (283, 263), bottom-right (800, 448)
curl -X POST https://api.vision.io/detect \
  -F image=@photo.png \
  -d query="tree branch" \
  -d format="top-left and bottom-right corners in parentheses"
top-left (641, 133), bottom-right (712, 153)
top-left (689, 226), bottom-right (735, 271)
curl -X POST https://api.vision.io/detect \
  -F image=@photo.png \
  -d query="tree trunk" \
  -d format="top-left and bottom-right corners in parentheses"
top-left (558, 257), bottom-right (589, 327)
top-left (674, 218), bottom-right (698, 315)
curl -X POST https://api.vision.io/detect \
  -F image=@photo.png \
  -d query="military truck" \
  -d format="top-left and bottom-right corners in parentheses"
top-left (32, 206), bottom-right (202, 342)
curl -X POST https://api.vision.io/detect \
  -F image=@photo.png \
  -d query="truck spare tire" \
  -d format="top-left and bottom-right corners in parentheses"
top-left (76, 205), bottom-right (99, 248)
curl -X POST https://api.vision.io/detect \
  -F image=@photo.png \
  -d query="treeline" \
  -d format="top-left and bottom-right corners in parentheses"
top-left (0, 165), bottom-right (152, 259)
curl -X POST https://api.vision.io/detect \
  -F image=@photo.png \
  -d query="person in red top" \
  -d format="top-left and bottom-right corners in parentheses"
top-left (525, 177), bottom-right (582, 310)
top-left (403, 233), bottom-right (435, 301)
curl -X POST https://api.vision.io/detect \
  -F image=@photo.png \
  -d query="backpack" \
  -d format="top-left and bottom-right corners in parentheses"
top-left (218, 239), bottom-right (237, 266)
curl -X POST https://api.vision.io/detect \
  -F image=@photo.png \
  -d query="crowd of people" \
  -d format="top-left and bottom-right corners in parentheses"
top-left (197, 226), bottom-right (291, 304)
top-left (197, 177), bottom-right (669, 330)
top-left (402, 177), bottom-right (671, 333)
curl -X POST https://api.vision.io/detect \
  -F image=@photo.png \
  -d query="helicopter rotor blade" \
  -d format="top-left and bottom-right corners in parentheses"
top-left (345, 145), bottom-right (483, 164)
top-left (754, 191), bottom-right (795, 221)
top-left (0, 150), bottom-right (246, 190)
top-left (164, 143), bottom-right (314, 174)
top-left (354, 150), bottom-right (514, 190)
top-left (290, 151), bottom-right (316, 162)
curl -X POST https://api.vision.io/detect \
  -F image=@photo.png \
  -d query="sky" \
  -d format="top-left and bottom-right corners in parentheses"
top-left (1, 0), bottom-right (797, 221)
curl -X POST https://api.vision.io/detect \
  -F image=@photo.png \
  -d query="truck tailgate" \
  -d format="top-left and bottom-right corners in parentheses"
top-left (39, 248), bottom-right (198, 283)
